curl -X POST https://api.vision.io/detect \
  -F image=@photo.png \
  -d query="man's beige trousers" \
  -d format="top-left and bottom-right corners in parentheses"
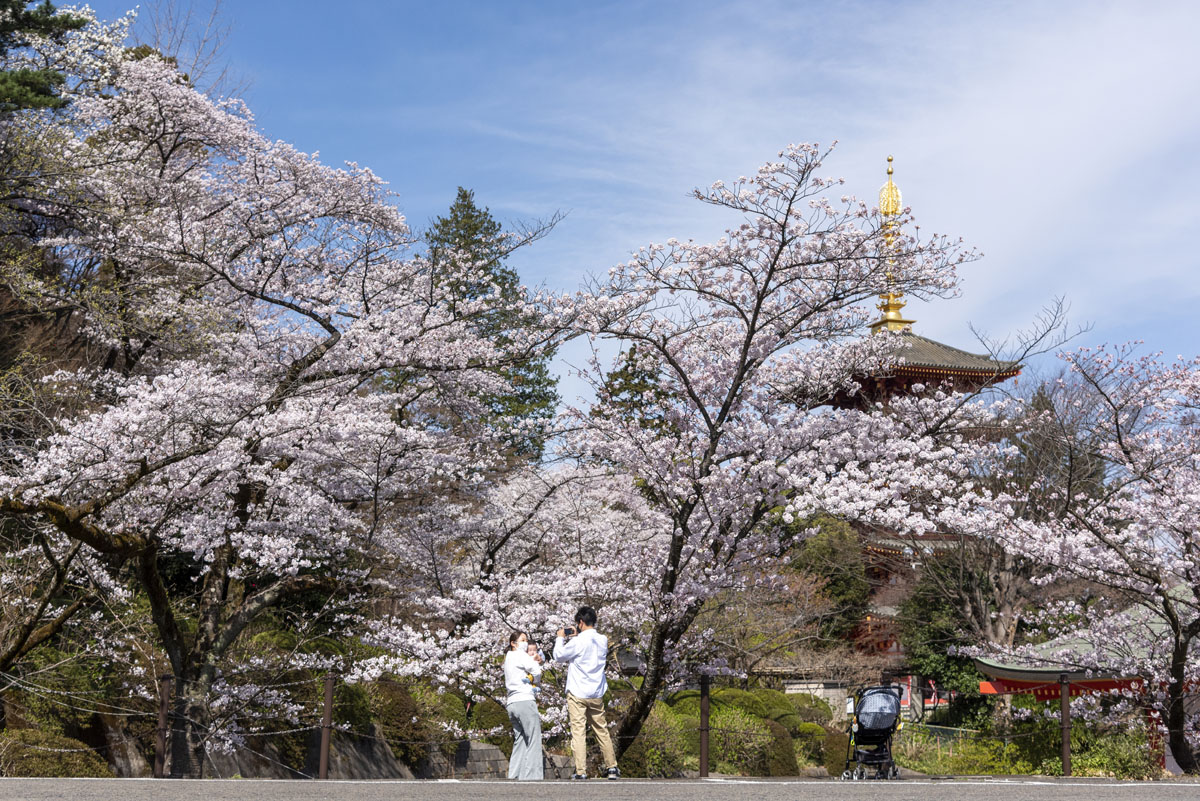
top-left (566, 693), bottom-right (617, 774)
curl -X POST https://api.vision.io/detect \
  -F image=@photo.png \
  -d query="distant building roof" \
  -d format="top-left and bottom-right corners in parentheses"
top-left (891, 332), bottom-right (1020, 378)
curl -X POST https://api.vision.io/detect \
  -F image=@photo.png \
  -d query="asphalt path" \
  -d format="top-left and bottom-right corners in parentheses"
top-left (4, 777), bottom-right (1200, 801)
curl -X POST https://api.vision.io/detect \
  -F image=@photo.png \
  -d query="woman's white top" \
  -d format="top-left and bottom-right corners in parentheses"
top-left (503, 649), bottom-right (543, 706)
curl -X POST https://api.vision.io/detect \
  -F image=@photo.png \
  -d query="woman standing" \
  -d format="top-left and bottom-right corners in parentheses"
top-left (503, 631), bottom-right (544, 780)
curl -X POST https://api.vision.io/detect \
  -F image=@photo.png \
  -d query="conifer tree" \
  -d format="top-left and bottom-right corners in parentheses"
top-left (0, 1), bottom-right (85, 112)
top-left (426, 187), bottom-right (557, 458)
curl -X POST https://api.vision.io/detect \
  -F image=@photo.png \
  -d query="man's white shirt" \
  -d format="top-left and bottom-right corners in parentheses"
top-left (553, 628), bottom-right (608, 698)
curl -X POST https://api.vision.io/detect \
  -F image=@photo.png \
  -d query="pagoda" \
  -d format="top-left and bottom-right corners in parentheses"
top-left (845, 159), bottom-right (1022, 704)
top-left (838, 157), bottom-right (1020, 409)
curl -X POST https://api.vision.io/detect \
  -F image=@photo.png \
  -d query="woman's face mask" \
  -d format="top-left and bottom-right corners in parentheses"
top-left (515, 636), bottom-right (528, 650)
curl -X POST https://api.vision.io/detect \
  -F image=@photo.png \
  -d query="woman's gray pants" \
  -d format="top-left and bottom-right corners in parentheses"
top-left (506, 700), bottom-right (543, 780)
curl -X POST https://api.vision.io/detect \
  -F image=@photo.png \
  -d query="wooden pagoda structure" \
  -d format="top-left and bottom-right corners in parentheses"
top-left (834, 156), bottom-right (1020, 410)
top-left (838, 159), bottom-right (1022, 704)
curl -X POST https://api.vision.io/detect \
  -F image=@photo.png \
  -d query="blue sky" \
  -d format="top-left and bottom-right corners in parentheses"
top-left (89, 0), bottom-right (1200, 398)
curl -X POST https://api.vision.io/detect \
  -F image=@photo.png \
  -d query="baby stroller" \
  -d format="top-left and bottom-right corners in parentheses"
top-left (841, 685), bottom-right (902, 780)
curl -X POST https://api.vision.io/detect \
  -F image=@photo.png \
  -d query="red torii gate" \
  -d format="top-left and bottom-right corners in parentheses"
top-left (974, 657), bottom-right (1146, 777)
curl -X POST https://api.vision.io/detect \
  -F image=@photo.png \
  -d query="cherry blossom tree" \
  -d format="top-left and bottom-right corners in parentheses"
top-left (0, 2), bottom-right (138, 679)
top-left (0, 55), bottom-right (552, 776)
top-left (982, 345), bottom-right (1200, 773)
top-left (549, 144), bottom-right (984, 755)
top-left (357, 468), bottom-right (666, 723)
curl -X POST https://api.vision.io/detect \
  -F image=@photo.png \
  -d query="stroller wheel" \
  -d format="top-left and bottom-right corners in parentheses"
top-left (841, 770), bottom-right (851, 781)
top-left (853, 765), bottom-right (867, 781)
top-left (890, 764), bottom-right (900, 779)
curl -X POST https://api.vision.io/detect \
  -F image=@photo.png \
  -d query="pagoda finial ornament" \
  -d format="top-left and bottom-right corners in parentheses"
top-left (870, 154), bottom-right (916, 334)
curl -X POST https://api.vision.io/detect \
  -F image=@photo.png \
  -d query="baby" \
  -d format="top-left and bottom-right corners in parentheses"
top-left (523, 642), bottom-right (543, 697)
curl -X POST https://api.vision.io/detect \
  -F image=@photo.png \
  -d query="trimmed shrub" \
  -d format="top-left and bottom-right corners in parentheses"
top-left (0, 729), bottom-right (113, 777)
top-left (619, 702), bottom-right (693, 777)
top-left (787, 692), bottom-right (833, 724)
top-left (709, 706), bottom-right (771, 775)
top-left (822, 725), bottom-right (850, 777)
top-left (794, 721), bottom-right (827, 763)
top-left (711, 688), bottom-right (769, 720)
top-left (764, 719), bottom-right (798, 776)
top-left (665, 687), bottom-right (769, 720)
top-left (751, 689), bottom-right (804, 735)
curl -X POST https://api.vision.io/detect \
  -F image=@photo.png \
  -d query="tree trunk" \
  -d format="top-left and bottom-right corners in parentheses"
top-left (1165, 643), bottom-right (1197, 775)
top-left (612, 604), bottom-right (703, 760)
top-left (168, 676), bottom-right (210, 778)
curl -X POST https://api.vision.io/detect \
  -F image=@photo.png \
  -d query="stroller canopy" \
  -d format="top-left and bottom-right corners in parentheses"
top-left (856, 687), bottom-right (900, 731)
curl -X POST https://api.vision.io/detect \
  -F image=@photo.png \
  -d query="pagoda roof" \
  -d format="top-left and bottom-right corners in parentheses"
top-left (890, 332), bottom-right (1020, 378)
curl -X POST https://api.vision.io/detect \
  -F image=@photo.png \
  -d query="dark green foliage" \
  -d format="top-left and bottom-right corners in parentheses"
top-left (469, 698), bottom-right (512, 758)
top-left (790, 516), bottom-right (869, 641)
top-left (593, 345), bottom-right (676, 437)
top-left (763, 719), bottom-right (798, 776)
top-left (793, 721), bottom-right (827, 762)
top-left (0, 1), bottom-right (86, 112)
top-left (367, 680), bottom-right (433, 769)
top-left (424, 187), bottom-right (557, 458)
top-left (0, 728), bottom-right (112, 777)
top-left (822, 725), bottom-right (849, 776)
top-left (334, 682), bottom-right (372, 733)
top-left (749, 688), bottom-right (804, 735)
top-left (786, 692), bottom-right (833, 724)
top-left (617, 702), bottom-right (693, 777)
top-left (897, 572), bottom-right (993, 728)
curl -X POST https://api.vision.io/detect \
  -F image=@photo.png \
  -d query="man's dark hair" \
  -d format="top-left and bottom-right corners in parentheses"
top-left (575, 606), bottom-right (597, 627)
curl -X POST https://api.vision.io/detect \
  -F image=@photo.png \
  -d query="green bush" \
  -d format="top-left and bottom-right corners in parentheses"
top-left (750, 689), bottom-right (804, 735)
top-left (0, 729), bottom-right (113, 778)
top-left (367, 680), bottom-right (423, 767)
top-left (709, 706), bottom-right (771, 775)
top-left (793, 721), bottom-right (826, 763)
top-left (822, 726), bottom-right (850, 777)
top-left (1075, 732), bottom-right (1161, 779)
top-left (764, 719), bottom-right (797, 776)
top-left (894, 730), bottom-right (1031, 776)
top-left (470, 699), bottom-right (514, 759)
top-left (665, 687), bottom-right (770, 720)
top-left (786, 692), bottom-right (833, 724)
top-left (619, 702), bottom-right (694, 777)
top-left (1036, 732), bottom-right (1160, 780)
top-left (712, 688), bottom-right (769, 720)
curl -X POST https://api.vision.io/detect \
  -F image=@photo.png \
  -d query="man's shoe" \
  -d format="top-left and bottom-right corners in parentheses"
top-left (606, 767), bottom-right (620, 780)
top-left (570, 773), bottom-right (587, 780)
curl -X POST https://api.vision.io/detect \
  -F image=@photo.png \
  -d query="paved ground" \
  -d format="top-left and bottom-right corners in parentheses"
top-left (4, 777), bottom-right (1200, 801)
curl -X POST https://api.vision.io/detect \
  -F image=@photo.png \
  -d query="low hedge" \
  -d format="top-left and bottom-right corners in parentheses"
top-left (619, 702), bottom-right (694, 777)
top-left (764, 719), bottom-right (798, 776)
top-left (794, 721), bottom-right (826, 763)
top-left (787, 692), bottom-right (833, 724)
top-left (822, 726), bottom-right (849, 777)
top-left (750, 688), bottom-right (805, 735)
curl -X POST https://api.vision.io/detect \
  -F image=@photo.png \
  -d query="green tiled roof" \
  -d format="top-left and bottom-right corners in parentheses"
top-left (891, 332), bottom-right (1020, 375)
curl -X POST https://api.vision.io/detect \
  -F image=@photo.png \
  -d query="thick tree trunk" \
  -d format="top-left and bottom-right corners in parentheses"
top-left (1165, 643), bottom-right (1198, 775)
top-left (168, 677), bottom-right (210, 778)
top-left (612, 604), bottom-right (703, 760)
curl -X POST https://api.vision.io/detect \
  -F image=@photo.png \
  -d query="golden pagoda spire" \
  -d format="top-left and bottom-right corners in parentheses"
top-left (870, 154), bottom-right (916, 334)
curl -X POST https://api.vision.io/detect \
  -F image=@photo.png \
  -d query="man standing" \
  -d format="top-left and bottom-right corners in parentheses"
top-left (554, 605), bottom-right (619, 780)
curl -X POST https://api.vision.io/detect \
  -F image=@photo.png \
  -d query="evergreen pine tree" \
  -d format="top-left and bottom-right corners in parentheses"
top-left (426, 187), bottom-right (557, 458)
top-left (0, 1), bottom-right (86, 112)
